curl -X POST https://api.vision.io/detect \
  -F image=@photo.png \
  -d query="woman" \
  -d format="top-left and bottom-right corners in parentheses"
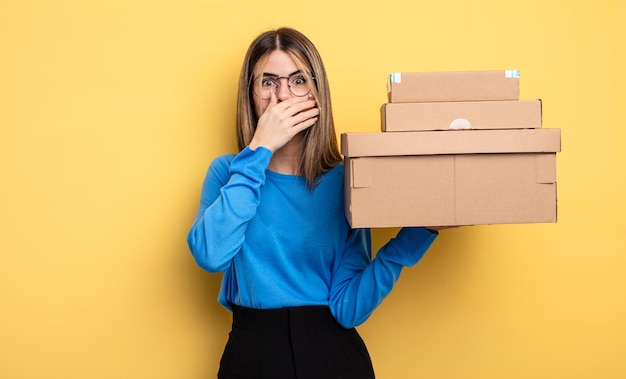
top-left (187, 27), bottom-right (439, 379)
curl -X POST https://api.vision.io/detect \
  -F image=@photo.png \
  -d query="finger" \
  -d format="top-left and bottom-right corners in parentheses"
top-left (291, 107), bottom-right (320, 129)
top-left (282, 98), bottom-right (317, 116)
top-left (268, 89), bottom-right (279, 107)
top-left (293, 107), bottom-right (320, 124)
top-left (291, 115), bottom-right (319, 135)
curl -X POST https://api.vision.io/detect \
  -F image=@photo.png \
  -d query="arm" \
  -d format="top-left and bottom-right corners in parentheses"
top-left (186, 146), bottom-right (272, 272)
top-left (328, 227), bottom-right (438, 328)
top-left (187, 94), bottom-right (317, 272)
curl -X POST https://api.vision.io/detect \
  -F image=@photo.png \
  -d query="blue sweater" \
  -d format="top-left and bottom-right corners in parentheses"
top-left (187, 146), bottom-right (438, 328)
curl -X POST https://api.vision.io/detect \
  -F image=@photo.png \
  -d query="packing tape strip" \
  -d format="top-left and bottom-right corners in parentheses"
top-left (449, 118), bottom-right (472, 130)
top-left (505, 70), bottom-right (520, 78)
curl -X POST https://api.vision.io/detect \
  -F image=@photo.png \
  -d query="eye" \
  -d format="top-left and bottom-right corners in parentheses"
top-left (290, 75), bottom-right (308, 86)
top-left (261, 78), bottom-right (277, 87)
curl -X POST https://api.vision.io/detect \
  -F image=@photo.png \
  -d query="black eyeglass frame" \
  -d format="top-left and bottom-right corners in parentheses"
top-left (251, 72), bottom-right (317, 100)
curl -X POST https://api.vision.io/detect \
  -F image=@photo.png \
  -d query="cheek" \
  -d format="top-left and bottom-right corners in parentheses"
top-left (253, 95), bottom-right (269, 117)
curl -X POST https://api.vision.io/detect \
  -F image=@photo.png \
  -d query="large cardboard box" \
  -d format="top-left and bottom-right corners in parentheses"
top-left (342, 129), bottom-right (561, 228)
top-left (388, 70), bottom-right (520, 103)
top-left (381, 100), bottom-right (542, 132)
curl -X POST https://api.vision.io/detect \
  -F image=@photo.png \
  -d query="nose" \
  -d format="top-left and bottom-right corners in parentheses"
top-left (276, 77), bottom-right (291, 101)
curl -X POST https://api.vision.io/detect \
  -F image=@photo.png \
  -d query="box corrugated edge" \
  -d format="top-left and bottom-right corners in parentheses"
top-left (381, 100), bottom-right (543, 132)
top-left (341, 129), bottom-right (561, 157)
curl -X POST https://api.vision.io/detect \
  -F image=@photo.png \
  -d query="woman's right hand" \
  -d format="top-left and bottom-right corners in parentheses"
top-left (248, 91), bottom-right (320, 153)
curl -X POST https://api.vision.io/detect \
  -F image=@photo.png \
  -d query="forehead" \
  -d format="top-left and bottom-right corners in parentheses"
top-left (254, 50), bottom-right (302, 76)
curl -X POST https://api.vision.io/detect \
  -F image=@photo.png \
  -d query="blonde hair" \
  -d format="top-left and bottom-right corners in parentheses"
top-left (236, 28), bottom-right (342, 189)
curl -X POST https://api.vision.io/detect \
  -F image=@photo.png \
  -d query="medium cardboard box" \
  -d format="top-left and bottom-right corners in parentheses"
top-left (388, 70), bottom-right (520, 103)
top-left (342, 129), bottom-right (561, 228)
top-left (381, 100), bottom-right (542, 132)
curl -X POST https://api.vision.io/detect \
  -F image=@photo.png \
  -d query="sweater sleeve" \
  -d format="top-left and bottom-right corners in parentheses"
top-left (186, 146), bottom-right (273, 272)
top-left (328, 227), bottom-right (438, 328)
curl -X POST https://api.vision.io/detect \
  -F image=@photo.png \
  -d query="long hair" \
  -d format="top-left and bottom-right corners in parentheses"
top-left (236, 28), bottom-right (342, 189)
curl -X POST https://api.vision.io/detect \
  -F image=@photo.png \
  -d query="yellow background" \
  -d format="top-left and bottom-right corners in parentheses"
top-left (1, 0), bottom-right (625, 378)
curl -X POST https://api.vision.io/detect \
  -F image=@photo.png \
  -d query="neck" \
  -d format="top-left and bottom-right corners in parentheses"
top-left (268, 134), bottom-right (303, 175)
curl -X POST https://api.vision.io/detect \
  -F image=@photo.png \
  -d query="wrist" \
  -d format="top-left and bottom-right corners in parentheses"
top-left (248, 139), bottom-right (274, 153)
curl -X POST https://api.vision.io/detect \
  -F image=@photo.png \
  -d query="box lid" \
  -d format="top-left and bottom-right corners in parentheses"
top-left (341, 129), bottom-right (561, 157)
top-left (388, 70), bottom-right (520, 103)
top-left (381, 100), bottom-right (542, 132)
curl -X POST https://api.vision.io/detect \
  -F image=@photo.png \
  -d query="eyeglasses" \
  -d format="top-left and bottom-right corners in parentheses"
top-left (252, 72), bottom-right (315, 100)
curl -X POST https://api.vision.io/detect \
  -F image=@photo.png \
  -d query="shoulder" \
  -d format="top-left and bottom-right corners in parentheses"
top-left (209, 153), bottom-right (236, 171)
top-left (325, 161), bottom-right (344, 178)
top-left (212, 153), bottom-right (236, 166)
top-left (205, 153), bottom-right (236, 182)
top-left (314, 162), bottom-right (344, 188)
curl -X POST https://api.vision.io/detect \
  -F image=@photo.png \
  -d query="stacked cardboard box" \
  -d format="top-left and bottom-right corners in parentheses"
top-left (342, 70), bottom-right (561, 228)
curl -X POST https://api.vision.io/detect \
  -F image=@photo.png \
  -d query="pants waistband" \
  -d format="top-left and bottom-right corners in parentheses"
top-left (230, 304), bottom-right (343, 336)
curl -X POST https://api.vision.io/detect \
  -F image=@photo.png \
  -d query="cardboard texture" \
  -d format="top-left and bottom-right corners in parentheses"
top-left (342, 129), bottom-right (561, 228)
top-left (388, 70), bottom-right (520, 103)
top-left (381, 100), bottom-right (542, 132)
top-left (341, 129), bottom-right (561, 157)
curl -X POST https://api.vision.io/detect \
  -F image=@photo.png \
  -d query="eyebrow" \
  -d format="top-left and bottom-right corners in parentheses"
top-left (261, 70), bottom-right (302, 78)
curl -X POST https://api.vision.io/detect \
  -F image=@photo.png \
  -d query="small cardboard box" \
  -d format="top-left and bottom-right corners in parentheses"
top-left (388, 70), bottom-right (520, 103)
top-left (342, 129), bottom-right (561, 228)
top-left (381, 100), bottom-right (542, 132)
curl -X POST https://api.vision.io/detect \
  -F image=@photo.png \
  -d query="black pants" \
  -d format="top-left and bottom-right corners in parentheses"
top-left (218, 305), bottom-right (376, 379)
